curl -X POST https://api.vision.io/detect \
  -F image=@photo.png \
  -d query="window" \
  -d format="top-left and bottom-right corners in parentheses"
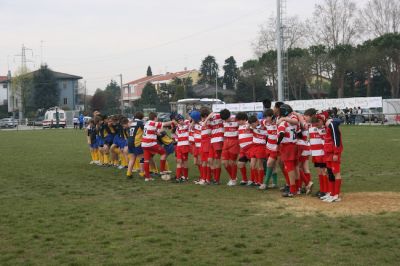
top-left (3, 83), bottom-right (7, 88)
top-left (63, 82), bottom-right (67, 89)
top-left (15, 98), bottom-right (18, 108)
top-left (63, 98), bottom-right (68, 105)
top-left (74, 82), bottom-right (78, 88)
top-left (59, 113), bottom-right (65, 119)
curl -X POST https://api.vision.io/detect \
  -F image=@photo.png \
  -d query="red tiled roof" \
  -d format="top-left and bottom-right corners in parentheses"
top-left (0, 76), bottom-right (8, 82)
top-left (125, 70), bottom-right (196, 86)
top-left (126, 75), bottom-right (162, 85)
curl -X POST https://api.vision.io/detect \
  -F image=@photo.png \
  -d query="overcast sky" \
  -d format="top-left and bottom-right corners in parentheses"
top-left (0, 0), bottom-right (367, 94)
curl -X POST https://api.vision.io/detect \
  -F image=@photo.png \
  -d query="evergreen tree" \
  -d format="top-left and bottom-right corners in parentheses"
top-left (223, 56), bottom-right (238, 90)
top-left (199, 55), bottom-right (219, 84)
top-left (32, 65), bottom-right (59, 110)
top-left (141, 82), bottom-right (159, 107)
top-left (146, 66), bottom-right (153, 76)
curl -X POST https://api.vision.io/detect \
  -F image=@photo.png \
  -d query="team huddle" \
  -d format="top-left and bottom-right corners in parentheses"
top-left (86, 100), bottom-right (344, 203)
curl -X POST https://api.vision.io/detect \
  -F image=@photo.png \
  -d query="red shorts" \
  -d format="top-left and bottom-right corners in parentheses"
top-left (208, 142), bottom-right (222, 159)
top-left (221, 139), bottom-right (240, 161)
top-left (201, 139), bottom-right (210, 153)
top-left (176, 145), bottom-right (190, 161)
top-left (143, 144), bottom-right (166, 160)
top-left (312, 156), bottom-right (325, 164)
top-left (192, 146), bottom-right (201, 157)
top-left (265, 148), bottom-right (278, 160)
top-left (279, 143), bottom-right (298, 162)
top-left (325, 153), bottom-right (341, 174)
top-left (284, 160), bottom-right (297, 172)
top-left (249, 145), bottom-right (265, 159)
top-left (201, 152), bottom-right (209, 162)
top-left (239, 145), bottom-right (253, 162)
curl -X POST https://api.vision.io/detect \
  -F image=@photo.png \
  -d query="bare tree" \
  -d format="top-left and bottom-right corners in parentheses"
top-left (311, 0), bottom-right (360, 48)
top-left (359, 0), bottom-right (400, 38)
top-left (252, 14), bottom-right (308, 57)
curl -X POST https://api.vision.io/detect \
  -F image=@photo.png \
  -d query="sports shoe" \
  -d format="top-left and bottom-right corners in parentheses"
top-left (144, 178), bottom-right (154, 182)
top-left (240, 180), bottom-right (248, 186)
top-left (139, 172), bottom-right (145, 177)
top-left (126, 174), bottom-right (133, 179)
top-left (320, 193), bottom-right (331, 200)
top-left (212, 180), bottom-right (220, 185)
top-left (197, 179), bottom-right (207, 185)
top-left (194, 179), bottom-right (201, 184)
top-left (306, 181), bottom-right (314, 195)
top-left (324, 194), bottom-right (341, 203)
top-left (280, 185), bottom-right (289, 192)
top-left (282, 192), bottom-right (294, 197)
top-left (246, 181), bottom-right (253, 186)
top-left (227, 179), bottom-right (237, 186)
top-left (118, 165), bottom-right (125, 170)
top-left (315, 191), bottom-right (325, 198)
top-left (89, 161), bottom-right (95, 165)
top-left (268, 184), bottom-right (278, 189)
top-left (259, 184), bottom-right (267, 190)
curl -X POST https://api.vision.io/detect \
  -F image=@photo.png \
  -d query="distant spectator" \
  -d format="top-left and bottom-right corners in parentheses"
top-left (73, 117), bottom-right (79, 129)
top-left (79, 114), bottom-right (84, 130)
top-left (357, 106), bottom-right (362, 115)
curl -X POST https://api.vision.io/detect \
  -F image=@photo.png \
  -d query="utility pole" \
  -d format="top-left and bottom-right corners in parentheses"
top-left (215, 70), bottom-right (218, 99)
top-left (84, 80), bottom-right (87, 112)
top-left (119, 74), bottom-right (124, 115)
top-left (276, 0), bottom-right (283, 102)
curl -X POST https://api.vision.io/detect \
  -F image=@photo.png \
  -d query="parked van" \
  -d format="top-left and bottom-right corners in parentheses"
top-left (43, 107), bottom-right (67, 128)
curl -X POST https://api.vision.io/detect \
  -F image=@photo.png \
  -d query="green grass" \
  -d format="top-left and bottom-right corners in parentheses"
top-left (0, 126), bottom-right (400, 265)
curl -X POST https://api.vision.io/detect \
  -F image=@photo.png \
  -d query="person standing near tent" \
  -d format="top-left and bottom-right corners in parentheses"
top-left (79, 113), bottom-right (84, 130)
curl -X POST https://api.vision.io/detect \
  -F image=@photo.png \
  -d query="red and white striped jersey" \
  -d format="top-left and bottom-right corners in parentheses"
top-left (277, 121), bottom-right (297, 144)
top-left (200, 121), bottom-right (211, 141)
top-left (188, 124), bottom-right (194, 143)
top-left (309, 125), bottom-right (324, 157)
top-left (297, 121), bottom-right (310, 146)
top-left (318, 127), bottom-right (327, 145)
top-left (193, 123), bottom-right (202, 148)
top-left (252, 126), bottom-right (267, 145)
top-left (223, 115), bottom-right (239, 139)
top-left (263, 121), bottom-right (278, 152)
top-left (238, 124), bottom-right (253, 149)
top-left (175, 121), bottom-right (190, 146)
top-left (209, 113), bottom-right (224, 143)
top-left (142, 121), bottom-right (163, 147)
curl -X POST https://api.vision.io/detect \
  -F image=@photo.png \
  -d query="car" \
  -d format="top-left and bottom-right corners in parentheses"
top-left (1, 118), bottom-right (18, 128)
top-left (360, 108), bottom-right (385, 123)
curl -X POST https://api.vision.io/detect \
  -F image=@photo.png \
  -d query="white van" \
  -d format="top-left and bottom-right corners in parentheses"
top-left (43, 107), bottom-right (67, 128)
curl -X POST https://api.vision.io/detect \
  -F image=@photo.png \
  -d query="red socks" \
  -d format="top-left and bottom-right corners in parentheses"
top-left (144, 161), bottom-right (150, 178)
top-left (283, 170), bottom-right (290, 186)
top-left (214, 168), bottom-right (221, 182)
top-left (258, 170), bottom-right (264, 184)
top-left (240, 167), bottom-right (247, 182)
top-left (183, 168), bottom-right (188, 179)
top-left (334, 179), bottom-right (342, 196)
top-left (176, 167), bottom-right (182, 179)
top-left (304, 172), bottom-right (311, 185)
top-left (160, 160), bottom-right (166, 172)
top-left (328, 180), bottom-right (335, 194)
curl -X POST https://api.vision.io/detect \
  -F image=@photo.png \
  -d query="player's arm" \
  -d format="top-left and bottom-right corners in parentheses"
top-left (276, 122), bottom-right (285, 145)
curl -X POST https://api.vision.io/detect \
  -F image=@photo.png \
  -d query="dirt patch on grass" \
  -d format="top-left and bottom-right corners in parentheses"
top-left (259, 192), bottom-right (400, 217)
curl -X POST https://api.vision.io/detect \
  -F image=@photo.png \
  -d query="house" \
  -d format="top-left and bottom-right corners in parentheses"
top-left (0, 74), bottom-right (10, 106)
top-left (122, 69), bottom-right (200, 106)
top-left (307, 74), bottom-right (331, 98)
top-left (6, 68), bottom-right (82, 115)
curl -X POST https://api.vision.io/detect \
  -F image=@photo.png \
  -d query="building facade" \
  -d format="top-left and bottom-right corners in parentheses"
top-left (122, 69), bottom-right (200, 106)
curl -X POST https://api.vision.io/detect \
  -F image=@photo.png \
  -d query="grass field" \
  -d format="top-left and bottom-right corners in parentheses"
top-left (1, 126), bottom-right (400, 265)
